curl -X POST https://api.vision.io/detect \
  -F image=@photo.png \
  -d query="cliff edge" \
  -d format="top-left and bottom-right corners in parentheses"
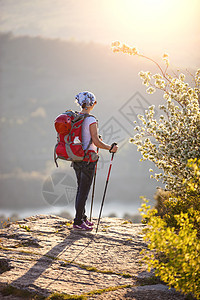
top-left (0, 215), bottom-right (185, 299)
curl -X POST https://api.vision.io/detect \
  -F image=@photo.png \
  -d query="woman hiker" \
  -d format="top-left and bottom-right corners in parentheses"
top-left (73, 91), bottom-right (118, 231)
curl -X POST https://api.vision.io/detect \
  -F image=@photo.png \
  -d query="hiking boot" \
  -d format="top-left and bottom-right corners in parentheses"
top-left (85, 219), bottom-right (94, 226)
top-left (73, 221), bottom-right (93, 231)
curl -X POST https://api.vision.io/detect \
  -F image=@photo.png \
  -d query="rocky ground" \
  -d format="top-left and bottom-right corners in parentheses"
top-left (0, 215), bottom-right (186, 299)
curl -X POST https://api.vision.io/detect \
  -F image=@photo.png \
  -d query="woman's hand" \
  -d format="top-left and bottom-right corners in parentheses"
top-left (110, 143), bottom-right (118, 153)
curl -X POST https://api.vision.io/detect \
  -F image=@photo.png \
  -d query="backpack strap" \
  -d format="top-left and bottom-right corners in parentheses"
top-left (84, 137), bottom-right (93, 155)
top-left (81, 114), bottom-right (98, 161)
top-left (67, 113), bottom-right (89, 144)
top-left (54, 144), bottom-right (59, 168)
top-left (54, 134), bottom-right (60, 167)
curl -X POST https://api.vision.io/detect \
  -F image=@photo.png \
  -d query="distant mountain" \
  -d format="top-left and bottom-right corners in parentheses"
top-left (0, 32), bottom-right (170, 213)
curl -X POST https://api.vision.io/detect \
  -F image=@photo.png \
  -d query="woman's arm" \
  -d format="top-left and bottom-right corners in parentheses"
top-left (89, 123), bottom-right (118, 152)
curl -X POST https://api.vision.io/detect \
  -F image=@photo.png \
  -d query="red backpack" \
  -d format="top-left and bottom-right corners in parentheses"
top-left (54, 110), bottom-right (98, 167)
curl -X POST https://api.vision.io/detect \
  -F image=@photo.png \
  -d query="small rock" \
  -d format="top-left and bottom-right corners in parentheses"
top-left (0, 258), bottom-right (12, 274)
top-left (16, 238), bottom-right (41, 248)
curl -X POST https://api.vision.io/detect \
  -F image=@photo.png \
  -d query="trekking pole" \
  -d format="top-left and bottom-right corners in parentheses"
top-left (96, 143), bottom-right (117, 233)
top-left (89, 147), bottom-right (99, 221)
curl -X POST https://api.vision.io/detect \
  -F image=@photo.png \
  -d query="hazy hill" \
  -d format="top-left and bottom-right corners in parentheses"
top-left (0, 32), bottom-right (172, 214)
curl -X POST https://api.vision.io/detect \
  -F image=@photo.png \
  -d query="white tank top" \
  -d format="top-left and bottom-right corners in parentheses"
top-left (81, 114), bottom-right (97, 152)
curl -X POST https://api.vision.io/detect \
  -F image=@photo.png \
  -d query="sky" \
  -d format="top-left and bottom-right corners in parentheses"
top-left (0, 0), bottom-right (200, 66)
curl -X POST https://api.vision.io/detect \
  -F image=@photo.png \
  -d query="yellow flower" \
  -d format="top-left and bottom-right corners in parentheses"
top-left (163, 53), bottom-right (169, 59)
top-left (112, 48), bottom-right (121, 53)
top-left (162, 53), bottom-right (169, 66)
top-left (179, 73), bottom-right (185, 81)
top-left (146, 87), bottom-right (156, 94)
top-left (163, 93), bottom-right (170, 100)
top-left (111, 41), bottom-right (120, 47)
top-left (131, 47), bottom-right (138, 55)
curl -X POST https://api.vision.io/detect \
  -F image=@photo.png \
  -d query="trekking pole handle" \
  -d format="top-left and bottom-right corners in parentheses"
top-left (109, 142), bottom-right (118, 153)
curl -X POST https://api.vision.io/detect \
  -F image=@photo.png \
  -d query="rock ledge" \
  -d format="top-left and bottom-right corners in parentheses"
top-left (0, 215), bottom-right (185, 299)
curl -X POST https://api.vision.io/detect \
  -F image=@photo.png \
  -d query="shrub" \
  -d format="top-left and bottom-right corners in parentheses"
top-left (140, 201), bottom-right (200, 299)
top-left (111, 42), bottom-right (200, 298)
top-left (138, 143), bottom-right (200, 299)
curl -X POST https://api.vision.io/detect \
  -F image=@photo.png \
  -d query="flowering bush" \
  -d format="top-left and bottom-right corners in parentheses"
top-left (153, 159), bottom-right (200, 234)
top-left (111, 41), bottom-right (200, 198)
top-left (140, 199), bottom-right (200, 299)
top-left (139, 159), bottom-right (200, 299)
top-left (111, 42), bottom-right (200, 298)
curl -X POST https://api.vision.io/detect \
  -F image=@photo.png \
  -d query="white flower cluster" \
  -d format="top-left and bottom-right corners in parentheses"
top-left (139, 71), bottom-right (167, 94)
top-left (111, 41), bottom-right (139, 56)
top-left (131, 69), bottom-right (200, 197)
top-left (139, 71), bottom-right (152, 87)
top-left (162, 53), bottom-right (169, 66)
top-left (111, 41), bottom-right (200, 197)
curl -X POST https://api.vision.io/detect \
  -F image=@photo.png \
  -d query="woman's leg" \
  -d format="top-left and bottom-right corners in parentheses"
top-left (73, 161), bottom-right (96, 225)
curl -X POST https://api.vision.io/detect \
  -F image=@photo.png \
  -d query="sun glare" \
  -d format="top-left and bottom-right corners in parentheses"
top-left (103, 0), bottom-right (199, 54)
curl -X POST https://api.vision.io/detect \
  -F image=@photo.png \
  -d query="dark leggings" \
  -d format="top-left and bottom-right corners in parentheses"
top-left (73, 161), bottom-right (97, 225)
